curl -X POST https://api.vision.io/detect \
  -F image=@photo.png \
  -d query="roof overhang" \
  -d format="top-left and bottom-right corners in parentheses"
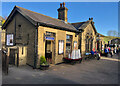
top-left (2, 6), bottom-right (37, 29)
top-left (2, 6), bottom-right (80, 33)
top-left (37, 22), bottom-right (80, 33)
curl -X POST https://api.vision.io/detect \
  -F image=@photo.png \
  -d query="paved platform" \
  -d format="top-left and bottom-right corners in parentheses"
top-left (2, 54), bottom-right (119, 84)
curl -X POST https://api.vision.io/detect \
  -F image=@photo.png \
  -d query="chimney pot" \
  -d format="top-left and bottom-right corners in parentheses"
top-left (89, 17), bottom-right (93, 20)
top-left (60, 3), bottom-right (62, 8)
top-left (63, 2), bottom-right (65, 7)
top-left (91, 17), bottom-right (93, 20)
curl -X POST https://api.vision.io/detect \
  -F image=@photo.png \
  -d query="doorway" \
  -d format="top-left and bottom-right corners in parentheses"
top-left (45, 40), bottom-right (55, 64)
top-left (9, 49), bottom-right (16, 65)
top-left (97, 41), bottom-right (100, 51)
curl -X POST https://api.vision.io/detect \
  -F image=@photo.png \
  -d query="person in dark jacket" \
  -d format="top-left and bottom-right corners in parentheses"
top-left (110, 47), bottom-right (113, 57)
top-left (90, 50), bottom-right (94, 55)
top-left (104, 47), bottom-right (108, 57)
top-left (90, 48), bottom-right (95, 59)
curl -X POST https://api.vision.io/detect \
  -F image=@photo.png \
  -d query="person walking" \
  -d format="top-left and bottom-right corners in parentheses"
top-left (110, 47), bottom-right (114, 57)
top-left (114, 47), bottom-right (117, 54)
top-left (90, 48), bottom-right (95, 59)
top-left (104, 47), bottom-right (108, 57)
top-left (116, 47), bottom-right (119, 55)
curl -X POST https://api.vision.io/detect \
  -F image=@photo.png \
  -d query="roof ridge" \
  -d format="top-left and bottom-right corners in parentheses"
top-left (16, 6), bottom-right (71, 24)
top-left (71, 21), bottom-right (86, 24)
top-left (71, 20), bottom-right (92, 24)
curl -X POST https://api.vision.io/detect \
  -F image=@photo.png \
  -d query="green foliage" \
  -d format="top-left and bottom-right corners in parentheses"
top-left (40, 56), bottom-right (48, 65)
top-left (2, 19), bottom-right (5, 25)
top-left (100, 50), bottom-right (104, 54)
top-left (103, 36), bottom-right (120, 44)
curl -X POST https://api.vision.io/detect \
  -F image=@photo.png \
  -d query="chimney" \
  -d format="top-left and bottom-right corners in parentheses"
top-left (57, 2), bottom-right (68, 22)
top-left (89, 17), bottom-right (93, 20)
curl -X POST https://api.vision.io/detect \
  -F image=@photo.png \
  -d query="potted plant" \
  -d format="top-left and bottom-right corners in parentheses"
top-left (40, 56), bottom-right (49, 70)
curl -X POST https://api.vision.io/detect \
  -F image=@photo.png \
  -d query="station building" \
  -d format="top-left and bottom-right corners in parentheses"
top-left (96, 33), bottom-right (105, 53)
top-left (2, 2), bottom-right (98, 68)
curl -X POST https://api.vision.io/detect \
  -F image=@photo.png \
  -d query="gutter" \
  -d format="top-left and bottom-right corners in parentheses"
top-left (37, 22), bottom-right (80, 33)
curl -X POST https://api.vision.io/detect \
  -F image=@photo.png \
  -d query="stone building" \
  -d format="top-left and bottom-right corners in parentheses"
top-left (0, 16), bottom-right (5, 49)
top-left (72, 18), bottom-right (97, 56)
top-left (2, 2), bottom-right (98, 68)
top-left (110, 38), bottom-right (120, 46)
top-left (96, 33), bottom-right (105, 53)
top-left (2, 3), bottom-right (80, 68)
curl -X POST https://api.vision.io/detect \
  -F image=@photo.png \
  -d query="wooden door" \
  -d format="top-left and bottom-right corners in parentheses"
top-left (9, 49), bottom-right (15, 65)
top-left (52, 41), bottom-right (55, 64)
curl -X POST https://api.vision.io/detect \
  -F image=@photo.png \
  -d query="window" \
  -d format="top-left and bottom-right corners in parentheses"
top-left (66, 35), bottom-right (72, 56)
top-left (46, 32), bottom-right (55, 37)
top-left (22, 47), bottom-right (24, 55)
top-left (6, 34), bottom-right (14, 46)
top-left (90, 39), bottom-right (93, 51)
top-left (85, 36), bottom-right (89, 52)
top-left (58, 40), bottom-right (64, 54)
top-left (27, 34), bottom-right (29, 45)
top-left (66, 35), bottom-right (72, 43)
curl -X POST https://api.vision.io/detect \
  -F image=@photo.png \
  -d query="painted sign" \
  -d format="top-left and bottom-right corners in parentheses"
top-left (6, 34), bottom-right (14, 46)
top-left (45, 37), bottom-right (54, 40)
top-left (58, 40), bottom-right (64, 54)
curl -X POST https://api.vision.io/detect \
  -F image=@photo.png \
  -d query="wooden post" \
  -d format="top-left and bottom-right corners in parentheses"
top-left (5, 55), bottom-right (9, 75)
top-left (17, 53), bottom-right (19, 67)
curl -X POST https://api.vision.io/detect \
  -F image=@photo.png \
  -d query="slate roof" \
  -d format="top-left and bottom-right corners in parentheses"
top-left (72, 21), bottom-right (89, 30)
top-left (3, 6), bottom-right (79, 33)
top-left (97, 33), bottom-right (105, 37)
top-left (3, 6), bottom-right (98, 34)
top-left (71, 20), bottom-right (97, 34)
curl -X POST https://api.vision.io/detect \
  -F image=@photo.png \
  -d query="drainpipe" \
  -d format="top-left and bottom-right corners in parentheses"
top-left (34, 22), bottom-right (38, 69)
top-left (79, 32), bottom-right (82, 54)
top-left (79, 30), bottom-right (83, 55)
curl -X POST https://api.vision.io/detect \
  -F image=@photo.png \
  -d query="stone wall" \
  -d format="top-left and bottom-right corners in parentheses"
top-left (37, 26), bottom-right (78, 68)
top-left (5, 12), bottom-right (36, 67)
top-left (80, 23), bottom-right (96, 57)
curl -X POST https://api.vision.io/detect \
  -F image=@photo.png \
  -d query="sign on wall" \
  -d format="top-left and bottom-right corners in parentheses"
top-left (58, 40), bottom-right (64, 54)
top-left (45, 37), bottom-right (54, 40)
top-left (6, 34), bottom-right (14, 46)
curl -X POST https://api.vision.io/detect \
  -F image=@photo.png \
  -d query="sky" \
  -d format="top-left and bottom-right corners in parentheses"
top-left (1, 2), bottom-right (118, 36)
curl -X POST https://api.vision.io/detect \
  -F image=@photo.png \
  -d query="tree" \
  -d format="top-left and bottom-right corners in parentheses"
top-left (118, 32), bottom-right (120, 37)
top-left (2, 19), bottom-right (5, 25)
top-left (107, 30), bottom-right (112, 36)
top-left (107, 30), bottom-right (118, 37)
top-left (1, 16), bottom-right (7, 25)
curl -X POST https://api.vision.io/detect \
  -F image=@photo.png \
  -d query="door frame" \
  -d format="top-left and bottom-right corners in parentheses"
top-left (45, 39), bottom-right (55, 64)
top-left (9, 48), bottom-right (19, 66)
